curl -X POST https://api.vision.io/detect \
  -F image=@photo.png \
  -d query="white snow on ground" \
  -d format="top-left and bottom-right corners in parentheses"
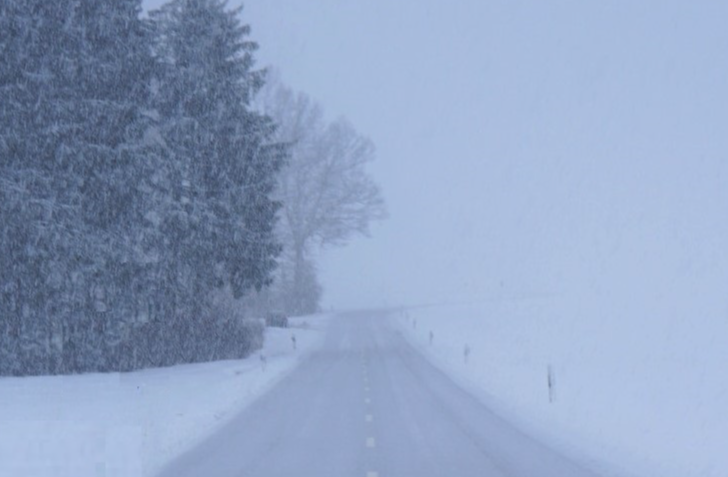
top-left (0, 314), bottom-right (331, 477)
top-left (396, 300), bottom-right (728, 477)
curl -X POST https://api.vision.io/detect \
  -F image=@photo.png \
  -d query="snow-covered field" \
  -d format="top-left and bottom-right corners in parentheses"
top-left (396, 300), bottom-right (728, 477)
top-left (0, 314), bottom-right (330, 477)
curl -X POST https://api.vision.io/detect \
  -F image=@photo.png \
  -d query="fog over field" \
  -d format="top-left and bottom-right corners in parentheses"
top-left (147, 0), bottom-right (728, 313)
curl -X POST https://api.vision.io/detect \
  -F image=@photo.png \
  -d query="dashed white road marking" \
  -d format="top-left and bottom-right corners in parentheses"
top-left (365, 397), bottom-right (371, 404)
top-left (366, 437), bottom-right (376, 448)
top-left (367, 472), bottom-right (379, 477)
top-left (365, 414), bottom-right (373, 422)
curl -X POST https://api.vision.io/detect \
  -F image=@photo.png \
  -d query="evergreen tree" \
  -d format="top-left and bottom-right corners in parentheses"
top-left (148, 0), bottom-right (283, 359)
top-left (0, 0), bottom-right (279, 374)
top-left (0, 0), bottom-right (158, 374)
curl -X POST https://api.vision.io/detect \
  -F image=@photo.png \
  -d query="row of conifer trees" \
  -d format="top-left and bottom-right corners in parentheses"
top-left (0, 0), bottom-right (283, 375)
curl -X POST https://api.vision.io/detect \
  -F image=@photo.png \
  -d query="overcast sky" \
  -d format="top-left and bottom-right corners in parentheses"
top-left (143, 0), bottom-right (728, 312)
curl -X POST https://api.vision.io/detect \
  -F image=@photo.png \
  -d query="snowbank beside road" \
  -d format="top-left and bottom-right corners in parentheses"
top-left (0, 314), bottom-right (331, 477)
top-left (396, 301), bottom-right (728, 477)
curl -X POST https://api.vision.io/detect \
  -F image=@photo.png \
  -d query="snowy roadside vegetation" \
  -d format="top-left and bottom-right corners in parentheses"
top-left (398, 302), bottom-right (728, 477)
top-left (0, 0), bottom-right (382, 376)
top-left (0, 314), bottom-right (330, 477)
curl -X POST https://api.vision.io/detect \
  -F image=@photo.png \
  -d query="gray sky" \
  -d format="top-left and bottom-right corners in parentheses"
top-left (143, 0), bottom-right (728, 311)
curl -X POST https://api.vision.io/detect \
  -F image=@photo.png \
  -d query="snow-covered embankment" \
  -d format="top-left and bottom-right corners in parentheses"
top-left (0, 314), bottom-right (331, 477)
top-left (396, 302), bottom-right (728, 477)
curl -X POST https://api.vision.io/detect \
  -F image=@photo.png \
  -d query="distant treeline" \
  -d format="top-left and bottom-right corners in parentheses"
top-left (0, 0), bottom-right (283, 375)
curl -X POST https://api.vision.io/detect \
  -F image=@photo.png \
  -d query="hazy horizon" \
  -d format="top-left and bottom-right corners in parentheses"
top-left (144, 0), bottom-right (728, 312)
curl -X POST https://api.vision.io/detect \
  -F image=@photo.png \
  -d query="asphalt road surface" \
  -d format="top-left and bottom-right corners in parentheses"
top-left (157, 311), bottom-right (601, 477)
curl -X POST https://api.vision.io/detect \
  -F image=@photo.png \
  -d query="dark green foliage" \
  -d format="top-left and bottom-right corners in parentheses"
top-left (150, 0), bottom-right (283, 301)
top-left (0, 0), bottom-right (280, 375)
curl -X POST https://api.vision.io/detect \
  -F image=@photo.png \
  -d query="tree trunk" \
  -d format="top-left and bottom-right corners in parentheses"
top-left (291, 242), bottom-right (305, 316)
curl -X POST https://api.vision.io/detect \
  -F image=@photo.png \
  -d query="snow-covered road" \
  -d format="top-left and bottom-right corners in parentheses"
top-left (157, 310), bottom-right (600, 477)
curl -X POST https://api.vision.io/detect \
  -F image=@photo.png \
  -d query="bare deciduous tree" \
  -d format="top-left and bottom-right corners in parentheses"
top-left (255, 74), bottom-right (386, 314)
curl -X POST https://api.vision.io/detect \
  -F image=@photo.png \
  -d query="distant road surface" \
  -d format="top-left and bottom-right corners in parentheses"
top-left (157, 310), bottom-right (601, 477)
